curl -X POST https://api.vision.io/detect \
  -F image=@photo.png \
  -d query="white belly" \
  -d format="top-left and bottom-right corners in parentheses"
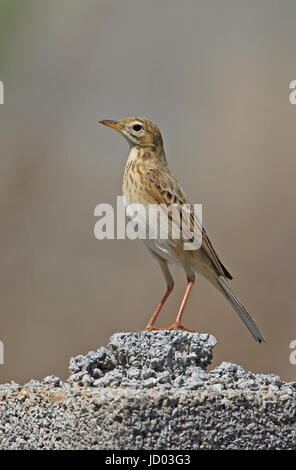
top-left (143, 238), bottom-right (182, 265)
top-left (124, 195), bottom-right (181, 266)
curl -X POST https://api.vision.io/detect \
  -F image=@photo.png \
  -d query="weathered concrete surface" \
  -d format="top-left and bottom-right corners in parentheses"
top-left (0, 331), bottom-right (295, 450)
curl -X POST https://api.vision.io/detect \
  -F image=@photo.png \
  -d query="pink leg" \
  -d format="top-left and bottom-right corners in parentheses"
top-left (144, 284), bottom-right (174, 329)
top-left (168, 279), bottom-right (195, 331)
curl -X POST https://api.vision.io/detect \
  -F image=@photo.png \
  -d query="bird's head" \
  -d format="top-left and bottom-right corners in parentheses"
top-left (98, 117), bottom-right (163, 150)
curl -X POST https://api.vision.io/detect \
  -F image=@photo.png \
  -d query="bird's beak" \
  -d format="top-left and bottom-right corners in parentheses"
top-left (98, 120), bottom-right (122, 131)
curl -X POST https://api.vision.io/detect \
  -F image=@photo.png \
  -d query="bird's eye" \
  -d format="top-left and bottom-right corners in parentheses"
top-left (133, 124), bottom-right (143, 132)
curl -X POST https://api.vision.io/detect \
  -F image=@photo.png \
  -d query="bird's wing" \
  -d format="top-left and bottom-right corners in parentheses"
top-left (144, 166), bottom-right (233, 279)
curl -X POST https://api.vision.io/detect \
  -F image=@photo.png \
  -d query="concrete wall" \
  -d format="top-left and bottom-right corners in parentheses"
top-left (0, 331), bottom-right (295, 449)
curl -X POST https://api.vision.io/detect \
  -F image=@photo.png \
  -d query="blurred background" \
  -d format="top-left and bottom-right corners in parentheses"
top-left (0, 0), bottom-right (295, 384)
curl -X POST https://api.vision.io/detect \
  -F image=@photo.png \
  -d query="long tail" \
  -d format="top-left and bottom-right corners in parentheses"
top-left (217, 276), bottom-right (266, 343)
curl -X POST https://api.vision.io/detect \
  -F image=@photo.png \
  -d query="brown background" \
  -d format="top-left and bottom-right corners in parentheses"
top-left (0, 0), bottom-right (295, 384)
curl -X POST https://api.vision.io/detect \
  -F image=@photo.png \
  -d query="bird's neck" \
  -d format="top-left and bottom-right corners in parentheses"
top-left (123, 146), bottom-right (167, 203)
top-left (127, 145), bottom-right (167, 166)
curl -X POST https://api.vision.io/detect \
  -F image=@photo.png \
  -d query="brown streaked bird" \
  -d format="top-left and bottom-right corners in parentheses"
top-left (99, 117), bottom-right (265, 343)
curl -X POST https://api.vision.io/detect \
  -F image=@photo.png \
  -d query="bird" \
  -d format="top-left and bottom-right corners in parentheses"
top-left (99, 117), bottom-right (265, 343)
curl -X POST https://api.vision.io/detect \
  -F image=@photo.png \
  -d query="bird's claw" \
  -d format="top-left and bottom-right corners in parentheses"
top-left (143, 324), bottom-right (196, 333)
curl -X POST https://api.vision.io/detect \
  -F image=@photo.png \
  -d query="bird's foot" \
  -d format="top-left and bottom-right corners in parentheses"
top-left (143, 326), bottom-right (162, 331)
top-left (166, 323), bottom-right (196, 332)
top-left (143, 324), bottom-right (196, 333)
